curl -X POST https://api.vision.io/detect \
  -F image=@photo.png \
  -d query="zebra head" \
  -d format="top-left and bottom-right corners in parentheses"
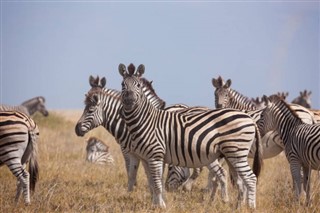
top-left (165, 165), bottom-right (190, 192)
top-left (212, 76), bottom-right (232, 108)
top-left (257, 95), bottom-right (281, 137)
top-left (21, 96), bottom-right (49, 116)
top-left (36, 97), bottom-right (49, 116)
top-left (292, 90), bottom-right (312, 109)
top-left (119, 63), bottom-right (146, 111)
top-left (75, 76), bottom-right (107, 137)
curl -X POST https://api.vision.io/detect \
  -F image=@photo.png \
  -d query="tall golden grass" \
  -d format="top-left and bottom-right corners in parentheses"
top-left (1, 110), bottom-right (320, 212)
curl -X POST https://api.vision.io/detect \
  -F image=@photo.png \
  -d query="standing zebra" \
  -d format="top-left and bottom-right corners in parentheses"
top-left (292, 90), bottom-right (312, 109)
top-left (75, 73), bottom-right (165, 192)
top-left (257, 95), bottom-right (320, 206)
top-left (0, 96), bottom-right (49, 117)
top-left (212, 75), bottom-right (316, 154)
top-left (86, 137), bottom-right (114, 165)
top-left (119, 64), bottom-right (262, 209)
top-left (164, 104), bottom-right (228, 197)
top-left (0, 111), bottom-right (39, 205)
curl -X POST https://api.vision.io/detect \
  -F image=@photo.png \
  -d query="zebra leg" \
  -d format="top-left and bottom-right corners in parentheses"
top-left (202, 168), bottom-right (215, 193)
top-left (128, 154), bottom-right (140, 192)
top-left (289, 159), bottom-right (302, 203)
top-left (14, 168), bottom-right (30, 205)
top-left (225, 160), bottom-right (246, 208)
top-left (182, 168), bottom-right (201, 191)
top-left (302, 166), bottom-right (312, 206)
top-left (141, 160), bottom-right (153, 194)
top-left (207, 159), bottom-right (229, 203)
top-left (226, 156), bottom-right (257, 209)
top-left (148, 159), bottom-right (166, 208)
top-left (15, 180), bottom-right (23, 204)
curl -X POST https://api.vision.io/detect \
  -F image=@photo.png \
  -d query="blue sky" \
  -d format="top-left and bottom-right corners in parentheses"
top-left (1, 1), bottom-right (319, 110)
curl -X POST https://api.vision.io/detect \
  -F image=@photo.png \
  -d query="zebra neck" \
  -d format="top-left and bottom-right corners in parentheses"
top-left (123, 96), bottom-right (158, 129)
top-left (21, 99), bottom-right (39, 115)
top-left (101, 90), bottom-right (128, 140)
top-left (273, 106), bottom-right (304, 143)
top-left (228, 89), bottom-right (256, 110)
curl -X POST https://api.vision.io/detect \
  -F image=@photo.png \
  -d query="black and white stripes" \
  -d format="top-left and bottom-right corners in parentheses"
top-left (119, 64), bottom-right (262, 209)
top-left (257, 95), bottom-right (320, 206)
top-left (0, 111), bottom-right (39, 205)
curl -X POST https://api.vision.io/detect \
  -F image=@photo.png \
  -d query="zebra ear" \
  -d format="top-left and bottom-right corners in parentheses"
top-left (224, 79), bottom-right (232, 88)
top-left (211, 76), bottom-right (222, 89)
top-left (119, 63), bottom-right (127, 77)
top-left (100, 77), bottom-right (107, 88)
top-left (136, 64), bottom-right (145, 77)
top-left (211, 78), bottom-right (220, 88)
top-left (308, 90), bottom-right (312, 96)
top-left (262, 95), bottom-right (269, 106)
top-left (89, 75), bottom-right (96, 87)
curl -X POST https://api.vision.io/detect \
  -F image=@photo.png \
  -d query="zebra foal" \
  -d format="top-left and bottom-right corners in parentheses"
top-left (0, 111), bottom-right (39, 205)
top-left (86, 137), bottom-right (114, 165)
top-left (258, 95), bottom-right (320, 206)
top-left (119, 64), bottom-right (262, 209)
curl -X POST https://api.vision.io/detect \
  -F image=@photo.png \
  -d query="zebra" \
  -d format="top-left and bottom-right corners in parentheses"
top-left (257, 95), bottom-right (320, 206)
top-left (0, 111), bottom-right (39, 205)
top-left (164, 105), bottom-right (229, 196)
top-left (251, 92), bottom-right (289, 109)
top-left (86, 136), bottom-right (114, 165)
top-left (119, 64), bottom-right (263, 209)
top-left (212, 75), bottom-right (316, 154)
top-left (75, 73), bottom-right (166, 192)
top-left (292, 90), bottom-right (312, 109)
top-left (76, 73), bottom-right (229, 200)
top-left (212, 75), bottom-right (318, 194)
top-left (0, 96), bottom-right (49, 117)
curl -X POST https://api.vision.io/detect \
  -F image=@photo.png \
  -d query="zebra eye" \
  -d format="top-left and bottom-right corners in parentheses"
top-left (88, 106), bottom-right (96, 112)
top-left (137, 83), bottom-right (141, 88)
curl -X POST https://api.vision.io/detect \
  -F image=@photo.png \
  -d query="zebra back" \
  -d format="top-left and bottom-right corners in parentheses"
top-left (0, 104), bottom-right (30, 115)
top-left (0, 96), bottom-right (48, 117)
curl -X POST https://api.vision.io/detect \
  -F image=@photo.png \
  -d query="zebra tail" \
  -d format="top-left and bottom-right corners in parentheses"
top-left (252, 123), bottom-right (263, 180)
top-left (28, 128), bottom-right (39, 192)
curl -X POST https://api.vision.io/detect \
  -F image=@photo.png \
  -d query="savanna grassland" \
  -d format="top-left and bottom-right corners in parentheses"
top-left (1, 110), bottom-right (320, 213)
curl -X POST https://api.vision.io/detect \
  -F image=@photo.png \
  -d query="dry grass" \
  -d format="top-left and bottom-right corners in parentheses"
top-left (1, 110), bottom-right (320, 212)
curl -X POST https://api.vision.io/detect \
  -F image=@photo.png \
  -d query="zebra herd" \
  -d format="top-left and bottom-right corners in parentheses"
top-left (75, 63), bottom-right (320, 209)
top-left (1, 63), bottom-right (319, 209)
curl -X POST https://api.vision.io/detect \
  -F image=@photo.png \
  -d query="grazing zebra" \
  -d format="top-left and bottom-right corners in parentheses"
top-left (119, 64), bottom-right (262, 209)
top-left (0, 111), bottom-right (39, 205)
top-left (0, 96), bottom-right (49, 117)
top-left (257, 95), bottom-right (320, 206)
top-left (292, 90), bottom-right (312, 109)
top-left (75, 73), bottom-right (165, 192)
top-left (86, 137), bottom-right (114, 165)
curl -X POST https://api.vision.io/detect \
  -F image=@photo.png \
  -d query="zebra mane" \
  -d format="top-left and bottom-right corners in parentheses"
top-left (268, 95), bottom-right (301, 119)
top-left (85, 87), bottom-right (120, 106)
top-left (140, 77), bottom-right (166, 109)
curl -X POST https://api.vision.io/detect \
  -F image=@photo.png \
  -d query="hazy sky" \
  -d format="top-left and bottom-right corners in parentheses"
top-left (1, 1), bottom-right (319, 110)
